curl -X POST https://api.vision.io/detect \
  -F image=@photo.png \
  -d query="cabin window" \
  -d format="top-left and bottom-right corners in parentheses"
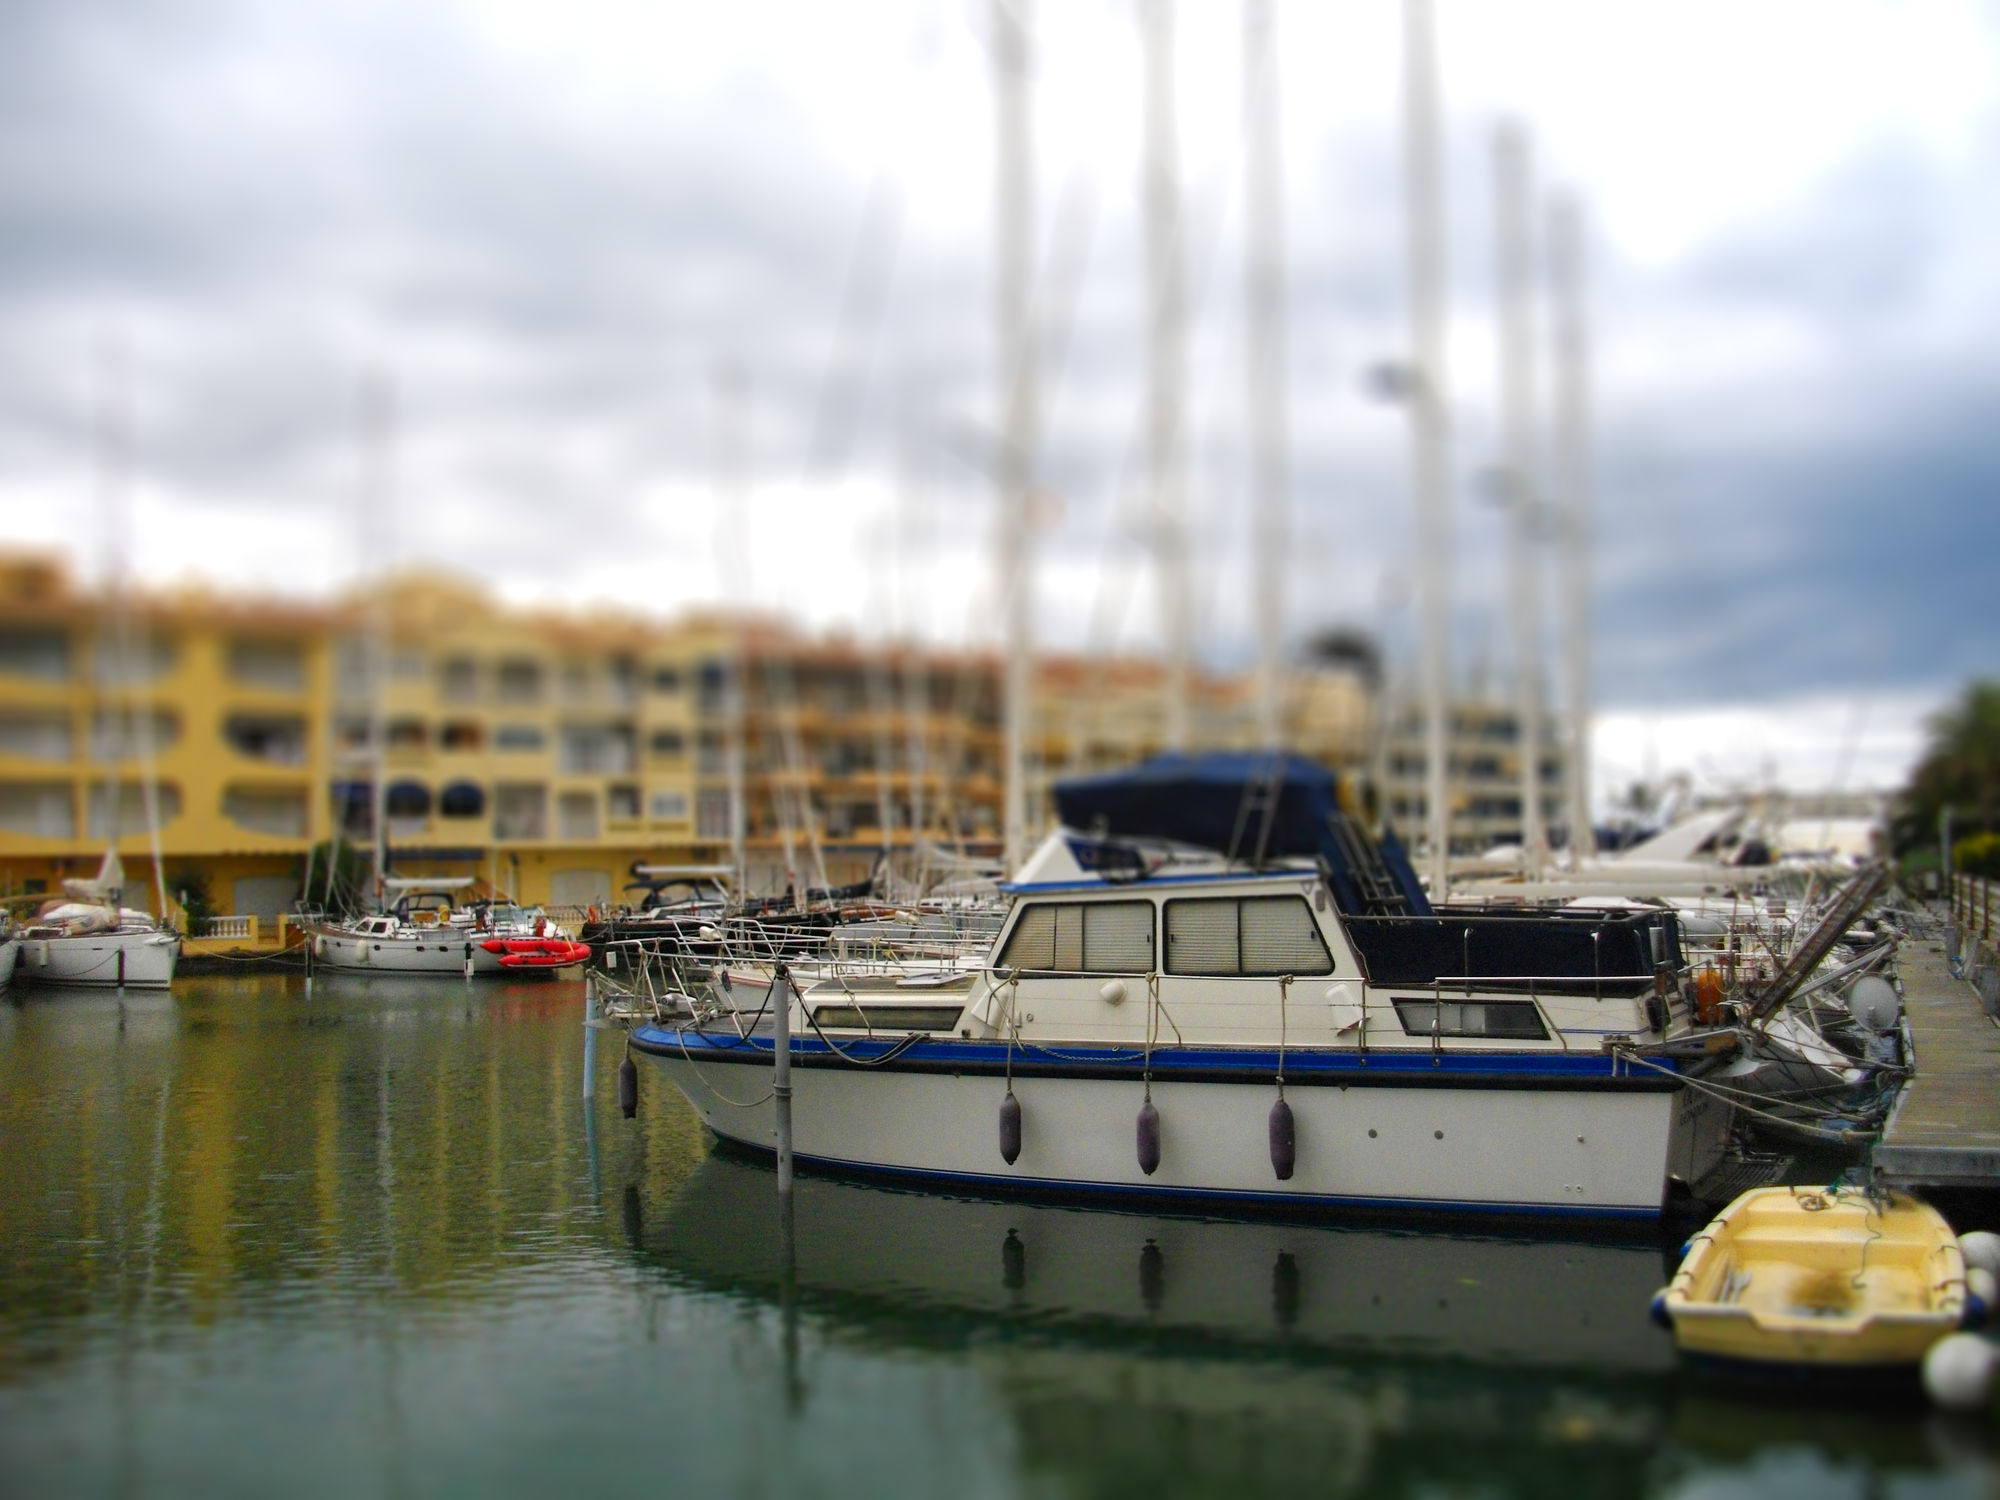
top-left (1164, 896), bottom-right (1332, 977)
top-left (1392, 999), bottom-right (1548, 1041)
top-left (999, 901), bottom-right (1154, 975)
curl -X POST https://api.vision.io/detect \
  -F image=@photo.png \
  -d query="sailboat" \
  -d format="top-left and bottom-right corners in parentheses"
top-left (17, 848), bottom-right (180, 988)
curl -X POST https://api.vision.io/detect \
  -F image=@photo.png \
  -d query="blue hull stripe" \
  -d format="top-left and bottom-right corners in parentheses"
top-left (630, 1025), bottom-right (1679, 1091)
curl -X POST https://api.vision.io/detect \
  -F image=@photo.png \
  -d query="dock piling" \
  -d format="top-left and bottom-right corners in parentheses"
top-left (774, 962), bottom-right (794, 1197)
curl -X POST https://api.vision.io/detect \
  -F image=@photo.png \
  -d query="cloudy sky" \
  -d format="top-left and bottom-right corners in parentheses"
top-left (2, 0), bottom-right (1994, 799)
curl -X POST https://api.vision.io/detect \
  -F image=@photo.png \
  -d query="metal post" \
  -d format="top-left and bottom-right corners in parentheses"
top-left (773, 962), bottom-right (794, 1196)
top-left (582, 972), bottom-right (597, 1101)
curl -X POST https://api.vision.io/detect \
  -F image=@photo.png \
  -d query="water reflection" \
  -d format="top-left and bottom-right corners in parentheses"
top-left (0, 974), bottom-right (1994, 1498)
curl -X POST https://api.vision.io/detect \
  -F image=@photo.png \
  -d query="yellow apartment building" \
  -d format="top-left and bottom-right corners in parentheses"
top-left (0, 554), bottom-right (1381, 928)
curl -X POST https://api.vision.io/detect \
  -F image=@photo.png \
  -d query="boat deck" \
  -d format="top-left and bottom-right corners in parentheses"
top-left (1873, 938), bottom-right (2000, 1189)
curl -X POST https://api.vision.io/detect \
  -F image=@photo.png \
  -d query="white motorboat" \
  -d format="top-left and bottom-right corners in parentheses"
top-left (629, 754), bottom-right (1738, 1224)
top-left (306, 890), bottom-right (584, 976)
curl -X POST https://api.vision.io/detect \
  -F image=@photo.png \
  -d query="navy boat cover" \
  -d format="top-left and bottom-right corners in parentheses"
top-left (1051, 752), bottom-right (1432, 916)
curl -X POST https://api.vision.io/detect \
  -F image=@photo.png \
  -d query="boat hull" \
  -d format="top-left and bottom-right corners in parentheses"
top-left (308, 928), bottom-right (507, 975)
top-left (635, 1032), bottom-right (1729, 1222)
top-left (18, 930), bottom-right (179, 988)
top-left (0, 937), bottom-right (16, 990)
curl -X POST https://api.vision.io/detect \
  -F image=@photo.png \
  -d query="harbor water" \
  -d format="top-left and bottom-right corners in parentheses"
top-left (3, 974), bottom-right (1995, 1498)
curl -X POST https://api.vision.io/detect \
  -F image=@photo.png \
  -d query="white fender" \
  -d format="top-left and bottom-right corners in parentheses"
top-left (1325, 980), bottom-right (1366, 1033)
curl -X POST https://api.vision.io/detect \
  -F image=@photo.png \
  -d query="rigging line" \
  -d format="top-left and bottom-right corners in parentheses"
top-left (793, 975), bottom-right (929, 1068)
top-left (674, 1026), bottom-right (775, 1110)
top-left (1610, 1047), bottom-right (1887, 1132)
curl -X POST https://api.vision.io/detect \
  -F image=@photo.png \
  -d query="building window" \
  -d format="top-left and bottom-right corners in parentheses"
top-left (557, 790), bottom-right (599, 841)
top-left (0, 711), bottom-right (72, 761)
top-left (222, 785), bottom-right (308, 838)
top-left (648, 666), bottom-right (682, 694)
top-left (494, 783), bottom-right (547, 840)
top-left (223, 713), bottom-right (307, 766)
top-left (1164, 896), bottom-right (1333, 977)
top-left (607, 784), bottom-right (642, 822)
top-left (1393, 999), bottom-right (1548, 1041)
top-left (648, 791), bottom-right (689, 822)
top-left (91, 637), bottom-right (176, 686)
top-left (696, 731), bottom-right (726, 774)
top-left (440, 721), bottom-right (484, 752)
top-left (495, 659), bottom-right (544, 705)
top-left (386, 718), bottom-right (427, 751)
top-left (557, 723), bottom-right (636, 775)
top-left (0, 629), bottom-right (70, 681)
top-left (227, 640), bottom-right (306, 693)
top-left (696, 789), bottom-right (733, 839)
top-left (439, 658), bottom-right (479, 703)
top-left (999, 901), bottom-right (1155, 975)
top-left (0, 781), bottom-right (75, 837)
top-left (86, 781), bottom-right (183, 838)
top-left (89, 709), bottom-right (180, 761)
top-left (495, 724), bottom-right (545, 752)
top-left (647, 729), bottom-right (686, 759)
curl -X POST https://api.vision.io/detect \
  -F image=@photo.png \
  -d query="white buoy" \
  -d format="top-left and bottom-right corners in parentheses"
top-left (1961, 1231), bottom-right (2000, 1279)
top-left (1099, 979), bottom-right (1128, 1005)
top-left (1923, 1333), bottom-right (1996, 1412)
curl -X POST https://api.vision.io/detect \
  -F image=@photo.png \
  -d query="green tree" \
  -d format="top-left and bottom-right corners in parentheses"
top-left (1894, 680), bottom-right (2000, 855)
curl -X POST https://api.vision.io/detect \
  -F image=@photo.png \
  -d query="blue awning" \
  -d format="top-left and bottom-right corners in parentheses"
top-left (1053, 752), bottom-right (1336, 857)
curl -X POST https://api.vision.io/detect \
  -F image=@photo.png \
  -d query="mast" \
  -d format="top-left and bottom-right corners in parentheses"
top-left (1492, 120), bottom-right (1548, 876)
top-left (1142, 0), bottom-right (1190, 751)
top-left (1400, 0), bottom-right (1454, 895)
top-left (1243, 0), bottom-right (1288, 750)
top-left (993, 0), bottom-right (1036, 871)
top-left (358, 374), bottom-right (392, 911)
top-left (709, 363), bottom-right (751, 897)
top-left (1548, 191), bottom-right (1596, 865)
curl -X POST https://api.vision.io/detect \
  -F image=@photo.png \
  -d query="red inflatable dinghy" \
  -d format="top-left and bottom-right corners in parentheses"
top-left (481, 937), bottom-right (592, 968)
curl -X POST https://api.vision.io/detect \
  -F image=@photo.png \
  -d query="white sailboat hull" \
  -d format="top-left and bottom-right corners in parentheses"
top-left (19, 929), bottom-right (179, 988)
top-left (309, 929), bottom-right (506, 975)
top-left (641, 1042), bottom-right (1729, 1221)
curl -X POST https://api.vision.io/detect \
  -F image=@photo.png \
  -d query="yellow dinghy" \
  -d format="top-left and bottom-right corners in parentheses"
top-left (1652, 1186), bottom-right (1980, 1372)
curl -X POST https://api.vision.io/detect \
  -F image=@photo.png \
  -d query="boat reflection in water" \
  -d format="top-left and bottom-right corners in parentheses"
top-left (638, 1153), bottom-right (1675, 1374)
top-left (626, 1157), bottom-right (2000, 1493)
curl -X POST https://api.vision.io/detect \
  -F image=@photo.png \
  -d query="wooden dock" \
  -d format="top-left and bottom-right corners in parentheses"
top-left (1872, 938), bottom-right (2000, 1189)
